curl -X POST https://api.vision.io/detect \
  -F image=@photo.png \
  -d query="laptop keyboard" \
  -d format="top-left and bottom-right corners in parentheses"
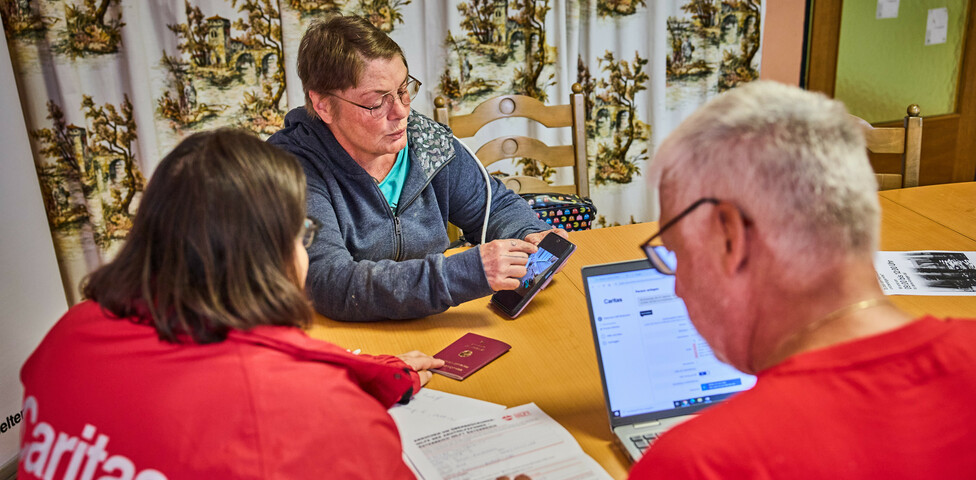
top-left (630, 433), bottom-right (660, 453)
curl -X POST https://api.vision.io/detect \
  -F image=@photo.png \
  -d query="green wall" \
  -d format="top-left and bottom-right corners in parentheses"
top-left (834, 0), bottom-right (969, 123)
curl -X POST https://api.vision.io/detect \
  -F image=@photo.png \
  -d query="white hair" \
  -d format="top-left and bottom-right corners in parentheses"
top-left (649, 81), bottom-right (880, 274)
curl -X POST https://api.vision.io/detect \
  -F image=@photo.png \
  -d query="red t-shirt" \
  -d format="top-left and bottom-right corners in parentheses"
top-left (18, 300), bottom-right (419, 479)
top-left (630, 317), bottom-right (976, 480)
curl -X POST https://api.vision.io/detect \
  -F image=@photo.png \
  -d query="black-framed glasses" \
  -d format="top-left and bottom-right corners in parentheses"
top-left (300, 217), bottom-right (321, 248)
top-left (327, 75), bottom-right (422, 118)
top-left (640, 198), bottom-right (719, 275)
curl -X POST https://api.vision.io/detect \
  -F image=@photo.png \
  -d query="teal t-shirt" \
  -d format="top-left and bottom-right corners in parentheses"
top-left (377, 140), bottom-right (409, 212)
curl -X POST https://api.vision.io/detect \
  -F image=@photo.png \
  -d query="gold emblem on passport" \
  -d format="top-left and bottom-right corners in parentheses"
top-left (458, 350), bottom-right (473, 357)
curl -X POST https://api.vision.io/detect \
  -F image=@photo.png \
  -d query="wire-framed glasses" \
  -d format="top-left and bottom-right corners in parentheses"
top-left (327, 75), bottom-right (422, 118)
top-left (640, 197), bottom-right (719, 275)
top-left (300, 217), bottom-right (321, 248)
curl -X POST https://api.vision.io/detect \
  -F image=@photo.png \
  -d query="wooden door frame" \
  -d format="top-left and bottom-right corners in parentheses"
top-left (806, 0), bottom-right (976, 184)
top-left (956, 1), bottom-right (976, 181)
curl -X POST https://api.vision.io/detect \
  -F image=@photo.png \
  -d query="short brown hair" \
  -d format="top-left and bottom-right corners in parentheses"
top-left (83, 129), bottom-right (313, 344)
top-left (297, 14), bottom-right (408, 118)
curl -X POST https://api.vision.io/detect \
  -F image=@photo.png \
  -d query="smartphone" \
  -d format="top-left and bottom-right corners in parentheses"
top-left (491, 234), bottom-right (577, 318)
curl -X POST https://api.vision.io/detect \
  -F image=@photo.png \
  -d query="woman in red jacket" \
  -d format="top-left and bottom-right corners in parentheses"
top-left (19, 129), bottom-right (442, 479)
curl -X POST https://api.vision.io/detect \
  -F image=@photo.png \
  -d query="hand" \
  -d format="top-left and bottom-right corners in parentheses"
top-left (523, 228), bottom-right (571, 280)
top-left (523, 228), bottom-right (568, 245)
top-left (496, 475), bottom-right (532, 480)
top-left (480, 239), bottom-right (538, 291)
top-left (396, 351), bottom-right (445, 387)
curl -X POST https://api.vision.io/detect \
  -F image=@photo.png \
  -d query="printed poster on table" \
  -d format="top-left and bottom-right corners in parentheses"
top-left (875, 251), bottom-right (976, 295)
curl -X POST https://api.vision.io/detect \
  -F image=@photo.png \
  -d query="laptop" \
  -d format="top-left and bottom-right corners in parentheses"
top-left (582, 252), bottom-right (757, 462)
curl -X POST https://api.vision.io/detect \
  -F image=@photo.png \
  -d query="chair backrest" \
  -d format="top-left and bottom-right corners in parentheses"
top-left (434, 84), bottom-right (589, 198)
top-left (852, 104), bottom-right (922, 190)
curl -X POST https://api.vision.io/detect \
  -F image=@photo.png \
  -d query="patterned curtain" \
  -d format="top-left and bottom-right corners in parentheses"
top-left (2, 0), bottom-right (763, 304)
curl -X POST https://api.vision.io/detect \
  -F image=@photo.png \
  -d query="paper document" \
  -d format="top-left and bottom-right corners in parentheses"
top-left (390, 389), bottom-right (507, 478)
top-left (875, 251), bottom-right (976, 295)
top-left (398, 402), bottom-right (612, 480)
top-left (876, 0), bottom-right (899, 19)
top-left (390, 389), bottom-right (507, 437)
top-left (925, 7), bottom-right (948, 45)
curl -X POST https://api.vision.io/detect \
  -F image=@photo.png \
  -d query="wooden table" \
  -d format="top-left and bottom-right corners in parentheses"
top-left (879, 182), bottom-right (976, 318)
top-left (306, 185), bottom-right (976, 479)
top-left (880, 182), bottom-right (976, 242)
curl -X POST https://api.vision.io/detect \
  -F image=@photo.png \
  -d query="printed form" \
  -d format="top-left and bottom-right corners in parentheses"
top-left (391, 392), bottom-right (611, 480)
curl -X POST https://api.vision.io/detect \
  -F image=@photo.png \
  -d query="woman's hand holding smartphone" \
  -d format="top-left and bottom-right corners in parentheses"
top-left (490, 234), bottom-right (577, 318)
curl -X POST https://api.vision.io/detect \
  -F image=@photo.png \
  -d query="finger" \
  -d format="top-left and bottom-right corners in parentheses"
top-left (527, 228), bottom-right (568, 245)
top-left (490, 277), bottom-right (521, 291)
top-left (419, 370), bottom-right (433, 386)
top-left (508, 265), bottom-right (528, 279)
top-left (414, 356), bottom-right (446, 370)
top-left (396, 351), bottom-right (424, 365)
top-left (400, 352), bottom-right (444, 370)
top-left (507, 239), bottom-right (538, 253)
top-left (492, 238), bottom-right (536, 253)
top-left (495, 263), bottom-right (526, 282)
top-left (501, 254), bottom-right (529, 268)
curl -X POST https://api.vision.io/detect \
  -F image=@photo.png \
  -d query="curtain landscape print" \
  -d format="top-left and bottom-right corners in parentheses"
top-left (2, 0), bottom-right (762, 303)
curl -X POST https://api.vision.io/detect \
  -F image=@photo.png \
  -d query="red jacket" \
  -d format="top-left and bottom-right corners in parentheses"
top-left (629, 317), bottom-right (976, 479)
top-left (19, 300), bottom-right (418, 479)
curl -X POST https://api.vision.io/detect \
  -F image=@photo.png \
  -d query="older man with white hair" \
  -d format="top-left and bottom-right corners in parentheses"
top-left (629, 81), bottom-right (976, 479)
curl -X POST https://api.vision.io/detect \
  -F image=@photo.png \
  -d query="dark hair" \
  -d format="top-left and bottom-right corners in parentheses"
top-left (82, 129), bottom-right (313, 343)
top-left (297, 14), bottom-right (408, 118)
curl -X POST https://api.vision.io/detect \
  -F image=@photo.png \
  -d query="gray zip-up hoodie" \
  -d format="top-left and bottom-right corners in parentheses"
top-left (268, 108), bottom-right (551, 321)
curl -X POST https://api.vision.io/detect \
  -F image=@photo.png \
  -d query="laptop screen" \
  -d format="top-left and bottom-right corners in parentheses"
top-left (583, 257), bottom-right (757, 424)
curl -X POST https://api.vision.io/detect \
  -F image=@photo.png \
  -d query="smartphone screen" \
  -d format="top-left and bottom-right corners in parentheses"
top-left (513, 247), bottom-right (559, 296)
top-left (491, 234), bottom-right (576, 318)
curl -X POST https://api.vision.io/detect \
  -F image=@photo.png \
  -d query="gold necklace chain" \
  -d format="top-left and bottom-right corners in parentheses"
top-left (766, 297), bottom-right (892, 368)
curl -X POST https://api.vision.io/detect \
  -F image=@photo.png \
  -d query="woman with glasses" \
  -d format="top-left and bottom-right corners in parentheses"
top-left (19, 129), bottom-right (441, 479)
top-left (269, 14), bottom-right (564, 322)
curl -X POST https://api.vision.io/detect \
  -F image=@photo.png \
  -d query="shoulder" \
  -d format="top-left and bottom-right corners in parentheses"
top-left (940, 316), bottom-right (976, 333)
top-left (25, 300), bottom-right (143, 364)
top-left (267, 107), bottom-right (333, 170)
top-left (406, 110), bottom-right (457, 177)
top-left (268, 113), bottom-right (339, 189)
top-left (906, 316), bottom-right (976, 352)
top-left (916, 316), bottom-right (976, 369)
top-left (268, 107), bottom-right (315, 147)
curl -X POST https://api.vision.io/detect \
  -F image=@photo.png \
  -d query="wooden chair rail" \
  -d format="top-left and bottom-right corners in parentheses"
top-left (851, 104), bottom-right (922, 190)
top-left (862, 127), bottom-right (906, 154)
top-left (501, 176), bottom-right (576, 195)
top-left (476, 136), bottom-right (575, 169)
top-left (447, 96), bottom-right (573, 137)
top-left (434, 84), bottom-right (589, 198)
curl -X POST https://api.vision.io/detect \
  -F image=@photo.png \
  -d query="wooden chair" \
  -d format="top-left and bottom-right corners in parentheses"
top-left (852, 104), bottom-right (922, 190)
top-left (434, 83), bottom-right (589, 198)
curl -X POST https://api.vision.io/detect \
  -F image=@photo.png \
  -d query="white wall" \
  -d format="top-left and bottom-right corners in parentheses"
top-left (0, 33), bottom-right (69, 470)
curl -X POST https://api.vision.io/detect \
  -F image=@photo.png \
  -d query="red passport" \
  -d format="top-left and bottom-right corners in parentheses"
top-left (430, 333), bottom-right (511, 380)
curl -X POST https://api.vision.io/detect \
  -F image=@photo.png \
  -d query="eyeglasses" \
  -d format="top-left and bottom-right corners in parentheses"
top-left (300, 217), bottom-right (321, 248)
top-left (327, 75), bottom-right (422, 118)
top-left (640, 197), bottom-right (719, 275)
